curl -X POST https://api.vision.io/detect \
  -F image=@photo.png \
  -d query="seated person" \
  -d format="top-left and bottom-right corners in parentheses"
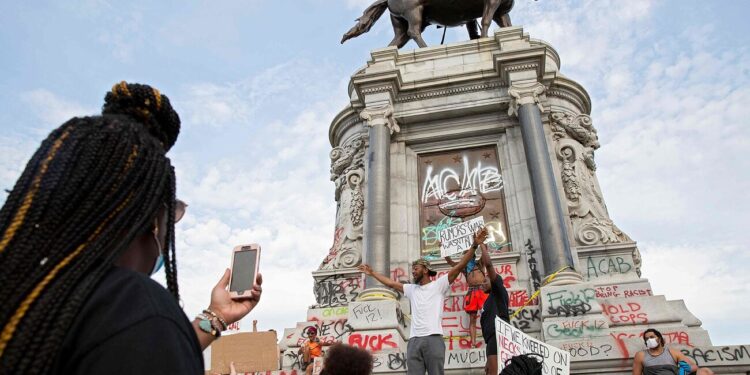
top-left (298, 326), bottom-right (323, 375)
top-left (632, 328), bottom-right (714, 375)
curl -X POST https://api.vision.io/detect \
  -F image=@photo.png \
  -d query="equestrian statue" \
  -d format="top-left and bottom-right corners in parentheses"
top-left (341, 0), bottom-right (515, 48)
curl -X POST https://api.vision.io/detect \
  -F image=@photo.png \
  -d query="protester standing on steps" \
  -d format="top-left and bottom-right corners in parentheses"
top-left (632, 328), bottom-right (714, 375)
top-left (359, 228), bottom-right (489, 375)
top-left (444, 252), bottom-right (487, 348)
top-left (478, 242), bottom-right (510, 375)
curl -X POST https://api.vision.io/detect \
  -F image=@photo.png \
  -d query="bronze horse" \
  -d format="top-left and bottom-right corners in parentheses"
top-left (342, 0), bottom-right (515, 48)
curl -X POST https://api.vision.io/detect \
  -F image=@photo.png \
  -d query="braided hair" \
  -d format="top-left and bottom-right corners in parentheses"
top-left (500, 353), bottom-right (544, 375)
top-left (0, 82), bottom-right (181, 374)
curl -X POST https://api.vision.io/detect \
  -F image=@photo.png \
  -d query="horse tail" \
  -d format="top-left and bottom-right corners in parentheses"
top-left (341, 0), bottom-right (389, 44)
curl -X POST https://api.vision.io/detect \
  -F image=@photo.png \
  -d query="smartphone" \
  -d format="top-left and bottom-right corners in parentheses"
top-left (229, 244), bottom-right (260, 299)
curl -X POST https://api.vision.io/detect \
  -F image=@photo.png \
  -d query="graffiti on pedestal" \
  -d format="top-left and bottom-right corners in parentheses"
top-left (321, 136), bottom-right (365, 270)
top-left (314, 274), bottom-right (363, 307)
top-left (418, 146), bottom-right (512, 258)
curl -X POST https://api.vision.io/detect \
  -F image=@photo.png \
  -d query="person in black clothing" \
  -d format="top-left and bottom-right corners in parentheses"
top-left (479, 243), bottom-right (510, 375)
top-left (0, 82), bottom-right (262, 374)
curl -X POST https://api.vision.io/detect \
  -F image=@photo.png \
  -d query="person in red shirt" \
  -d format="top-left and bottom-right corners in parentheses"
top-left (299, 326), bottom-right (323, 375)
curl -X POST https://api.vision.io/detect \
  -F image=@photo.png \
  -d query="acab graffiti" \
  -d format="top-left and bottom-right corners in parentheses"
top-left (421, 156), bottom-right (503, 204)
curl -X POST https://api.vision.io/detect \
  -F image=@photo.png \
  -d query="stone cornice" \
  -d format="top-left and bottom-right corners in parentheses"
top-left (395, 80), bottom-right (505, 103)
top-left (351, 69), bottom-right (402, 105)
top-left (494, 45), bottom-right (548, 84)
top-left (329, 106), bottom-right (361, 147)
top-left (546, 74), bottom-right (592, 115)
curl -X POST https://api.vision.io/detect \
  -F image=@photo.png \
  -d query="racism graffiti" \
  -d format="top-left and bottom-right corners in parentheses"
top-left (418, 146), bottom-right (512, 256)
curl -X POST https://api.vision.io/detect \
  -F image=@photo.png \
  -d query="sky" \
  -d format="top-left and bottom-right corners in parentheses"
top-left (1, 0), bottom-right (748, 349)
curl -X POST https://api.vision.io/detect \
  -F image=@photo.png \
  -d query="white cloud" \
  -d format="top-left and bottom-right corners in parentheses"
top-left (177, 60), bottom-right (342, 129)
top-left (1, 89), bottom-right (96, 191)
top-left (0, 135), bottom-right (37, 193)
top-left (513, 0), bottom-right (750, 344)
top-left (95, 9), bottom-right (145, 62)
top-left (640, 242), bottom-right (750, 320)
top-left (20, 89), bottom-right (96, 129)
top-left (167, 95), bottom-right (342, 334)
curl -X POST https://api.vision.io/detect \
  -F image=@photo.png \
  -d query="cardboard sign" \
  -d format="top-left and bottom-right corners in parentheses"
top-left (440, 217), bottom-right (485, 257)
top-left (211, 332), bottom-right (279, 374)
top-left (495, 317), bottom-right (569, 375)
top-left (312, 356), bottom-right (324, 375)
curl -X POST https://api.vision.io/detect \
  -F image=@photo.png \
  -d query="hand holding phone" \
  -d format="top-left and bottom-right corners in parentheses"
top-left (229, 244), bottom-right (261, 299)
top-left (207, 244), bottom-right (262, 326)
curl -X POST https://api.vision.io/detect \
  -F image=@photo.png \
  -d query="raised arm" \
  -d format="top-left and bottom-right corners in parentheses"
top-left (444, 255), bottom-right (458, 267)
top-left (480, 243), bottom-right (498, 282)
top-left (447, 228), bottom-right (488, 284)
top-left (357, 264), bottom-right (404, 293)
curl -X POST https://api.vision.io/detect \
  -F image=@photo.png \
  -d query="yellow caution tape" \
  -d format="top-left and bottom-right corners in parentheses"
top-left (509, 265), bottom-right (570, 320)
top-left (357, 292), bottom-right (398, 301)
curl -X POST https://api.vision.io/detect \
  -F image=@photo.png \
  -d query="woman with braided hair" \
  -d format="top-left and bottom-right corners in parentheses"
top-left (0, 82), bottom-right (262, 374)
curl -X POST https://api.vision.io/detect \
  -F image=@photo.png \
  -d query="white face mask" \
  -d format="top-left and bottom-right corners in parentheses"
top-left (646, 338), bottom-right (659, 349)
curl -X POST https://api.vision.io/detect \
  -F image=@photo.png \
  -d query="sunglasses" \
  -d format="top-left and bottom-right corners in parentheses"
top-left (174, 199), bottom-right (187, 223)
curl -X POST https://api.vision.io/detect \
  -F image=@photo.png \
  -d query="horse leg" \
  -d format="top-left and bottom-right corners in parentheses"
top-left (493, 0), bottom-right (514, 27)
top-left (493, 13), bottom-right (512, 27)
top-left (480, 0), bottom-right (502, 37)
top-left (388, 14), bottom-right (411, 48)
top-left (404, 6), bottom-right (428, 48)
top-left (467, 20), bottom-right (480, 40)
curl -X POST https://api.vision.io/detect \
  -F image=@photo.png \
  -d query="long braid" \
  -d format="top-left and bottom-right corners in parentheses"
top-left (164, 171), bottom-right (179, 299)
top-left (0, 82), bottom-right (181, 374)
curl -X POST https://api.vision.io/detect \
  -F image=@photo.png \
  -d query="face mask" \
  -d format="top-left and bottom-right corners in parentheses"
top-left (150, 231), bottom-right (164, 275)
top-left (646, 338), bottom-right (659, 349)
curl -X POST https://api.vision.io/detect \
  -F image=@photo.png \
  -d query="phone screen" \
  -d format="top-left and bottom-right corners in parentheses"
top-left (230, 248), bottom-right (257, 293)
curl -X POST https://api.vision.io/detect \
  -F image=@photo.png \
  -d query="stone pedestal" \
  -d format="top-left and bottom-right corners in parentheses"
top-left (267, 26), bottom-right (750, 375)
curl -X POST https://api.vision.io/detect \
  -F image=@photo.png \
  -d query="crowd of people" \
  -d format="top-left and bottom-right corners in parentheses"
top-left (0, 82), bottom-right (714, 375)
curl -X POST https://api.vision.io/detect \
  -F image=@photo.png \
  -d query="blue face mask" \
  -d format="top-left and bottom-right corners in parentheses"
top-left (151, 254), bottom-right (164, 275)
top-left (150, 231), bottom-right (164, 275)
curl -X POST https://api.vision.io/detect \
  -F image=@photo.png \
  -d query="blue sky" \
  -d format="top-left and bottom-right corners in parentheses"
top-left (1, 0), bottom-right (748, 347)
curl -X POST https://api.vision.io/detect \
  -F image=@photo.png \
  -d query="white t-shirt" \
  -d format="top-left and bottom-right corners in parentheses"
top-left (403, 275), bottom-right (451, 338)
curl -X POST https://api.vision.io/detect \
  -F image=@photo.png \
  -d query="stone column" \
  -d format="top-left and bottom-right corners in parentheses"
top-left (508, 81), bottom-right (581, 284)
top-left (359, 104), bottom-right (400, 299)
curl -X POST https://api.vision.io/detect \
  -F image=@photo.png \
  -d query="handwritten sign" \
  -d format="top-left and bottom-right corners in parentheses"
top-left (312, 356), bottom-right (323, 375)
top-left (440, 217), bottom-right (485, 257)
top-left (496, 317), bottom-right (569, 375)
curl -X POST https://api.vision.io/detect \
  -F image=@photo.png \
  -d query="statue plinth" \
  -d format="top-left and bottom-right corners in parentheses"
top-left (271, 27), bottom-right (750, 374)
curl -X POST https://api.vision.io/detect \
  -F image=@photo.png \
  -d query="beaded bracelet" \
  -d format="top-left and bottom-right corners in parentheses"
top-left (203, 308), bottom-right (228, 331)
top-left (196, 314), bottom-right (221, 338)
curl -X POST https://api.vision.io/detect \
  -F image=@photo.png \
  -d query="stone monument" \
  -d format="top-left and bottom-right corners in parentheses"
top-left (271, 27), bottom-right (750, 374)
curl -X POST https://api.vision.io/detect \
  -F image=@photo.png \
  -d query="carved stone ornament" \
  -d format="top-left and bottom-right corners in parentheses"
top-left (320, 135), bottom-right (366, 270)
top-left (551, 111), bottom-right (631, 246)
top-left (360, 104), bottom-right (400, 134)
top-left (550, 112), bottom-right (600, 171)
top-left (507, 82), bottom-right (546, 118)
top-left (632, 246), bottom-right (642, 277)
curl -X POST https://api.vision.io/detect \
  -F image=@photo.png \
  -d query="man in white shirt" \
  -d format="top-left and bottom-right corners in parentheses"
top-left (358, 228), bottom-right (488, 375)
